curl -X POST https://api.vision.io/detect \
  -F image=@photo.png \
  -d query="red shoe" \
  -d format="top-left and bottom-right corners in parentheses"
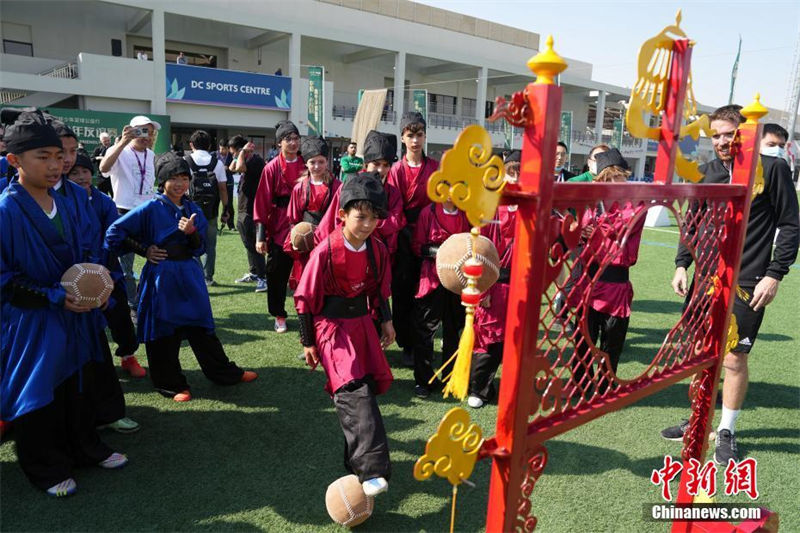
top-left (0, 419), bottom-right (9, 439)
top-left (121, 356), bottom-right (146, 378)
top-left (241, 370), bottom-right (258, 383)
top-left (173, 390), bottom-right (192, 402)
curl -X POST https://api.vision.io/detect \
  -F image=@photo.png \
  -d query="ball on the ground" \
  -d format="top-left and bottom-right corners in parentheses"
top-left (436, 232), bottom-right (501, 294)
top-left (60, 263), bottom-right (113, 308)
top-left (325, 474), bottom-right (373, 528)
top-left (291, 221), bottom-right (316, 253)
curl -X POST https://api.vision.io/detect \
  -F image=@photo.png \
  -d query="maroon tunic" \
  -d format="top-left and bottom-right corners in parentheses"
top-left (566, 202), bottom-right (645, 318)
top-left (387, 156), bottom-right (439, 230)
top-left (474, 205), bottom-right (517, 352)
top-left (294, 229), bottom-right (393, 396)
top-left (412, 204), bottom-right (470, 299)
top-left (314, 179), bottom-right (405, 256)
top-left (252, 153), bottom-right (304, 246)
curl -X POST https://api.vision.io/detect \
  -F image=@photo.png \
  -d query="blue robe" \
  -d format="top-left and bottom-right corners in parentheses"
top-left (105, 194), bottom-right (213, 342)
top-left (0, 177), bottom-right (8, 194)
top-left (0, 183), bottom-right (101, 420)
top-left (88, 187), bottom-right (122, 277)
top-left (55, 177), bottom-right (99, 263)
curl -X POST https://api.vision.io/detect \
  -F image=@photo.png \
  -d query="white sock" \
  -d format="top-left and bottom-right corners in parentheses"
top-left (717, 406), bottom-right (740, 434)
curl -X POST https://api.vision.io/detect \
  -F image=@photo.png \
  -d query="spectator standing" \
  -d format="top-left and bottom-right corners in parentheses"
top-left (176, 52), bottom-right (187, 65)
top-left (215, 138), bottom-right (235, 230)
top-left (339, 141), bottom-right (363, 182)
top-left (93, 132), bottom-right (113, 195)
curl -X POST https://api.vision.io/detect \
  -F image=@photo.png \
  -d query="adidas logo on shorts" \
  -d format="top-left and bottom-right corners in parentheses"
top-left (739, 337), bottom-right (752, 346)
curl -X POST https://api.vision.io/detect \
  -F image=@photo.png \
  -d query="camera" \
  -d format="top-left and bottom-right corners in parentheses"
top-left (134, 127), bottom-right (150, 138)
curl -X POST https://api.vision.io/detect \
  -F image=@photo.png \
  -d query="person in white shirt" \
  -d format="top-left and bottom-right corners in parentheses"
top-left (99, 115), bottom-right (160, 313)
top-left (186, 129), bottom-right (229, 286)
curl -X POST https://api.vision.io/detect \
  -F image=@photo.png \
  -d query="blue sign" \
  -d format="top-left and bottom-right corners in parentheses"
top-left (166, 64), bottom-right (291, 110)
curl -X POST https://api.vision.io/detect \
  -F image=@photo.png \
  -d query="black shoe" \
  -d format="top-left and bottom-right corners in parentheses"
top-left (414, 385), bottom-right (431, 399)
top-left (713, 429), bottom-right (738, 465)
top-left (661, 419), bottom-right (689, 441)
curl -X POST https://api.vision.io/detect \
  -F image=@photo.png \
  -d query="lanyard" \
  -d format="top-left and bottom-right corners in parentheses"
top-left (132, 148), bottom-right (147, 195)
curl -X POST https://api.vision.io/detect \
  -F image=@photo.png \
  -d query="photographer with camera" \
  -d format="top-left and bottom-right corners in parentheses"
top-left (186, 129), bottom-right (229, 286)
top-left (99, 115), bottom-right (160, 315)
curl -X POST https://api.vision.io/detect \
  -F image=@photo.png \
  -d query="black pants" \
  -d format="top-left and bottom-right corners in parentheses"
top-left (333, 378), bottom-right (391, 483)
top-left (413, 285), bottom-right (466, 388)
top-left (391, 230), bottom-right (420, 351)
top-left (236, 214), bottom-right (267, 279)
top-left (469, 342), bottom-right (503, 402)
top-left (13, 365), bottom-right (112, 490)
top-left (103, 280), bottom-right (139, 357)
top-left (144, 326), bottom-right (243, 394)
top-left (90, 330), bottom-right (127, 426)
top-left (265, 242), bottom-right (293, 319)
top-left (572, 307), bottom-right (629, 393)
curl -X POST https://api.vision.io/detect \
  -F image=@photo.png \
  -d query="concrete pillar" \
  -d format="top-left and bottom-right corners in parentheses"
top-left (476, 66), bottom-right (488, 126)
top-left (150, 8), bottom-right (166, 115)
top-left (289, 32), bottom-right (302, 125)
top-left (394, 50), bottom-right (406, 158)
top-left (594, 90), bottom-right (606, 141)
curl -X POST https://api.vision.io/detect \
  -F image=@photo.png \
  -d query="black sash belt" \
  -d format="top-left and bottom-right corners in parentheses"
top-left (587, 263), bottom-right (629, 283)
top-left (404, 207), bottom-right (421, 224)
top-left (162, 243), bottom-right (194, 260)
top-left (303, 211), bottom-right (323, 225)
top-left (273, 196), bottom-right (290, 208)
top-left (321, 295), bottom-right (369, 319)
top-left (498, 267), bottom-right (511, 284)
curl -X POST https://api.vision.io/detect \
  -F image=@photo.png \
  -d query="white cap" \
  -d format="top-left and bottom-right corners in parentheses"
top-left (129, 115), bottom-right (161, 130)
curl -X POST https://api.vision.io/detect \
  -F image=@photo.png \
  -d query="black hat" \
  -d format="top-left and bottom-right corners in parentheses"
top-left (155, 152), bottom-right (191, 186)
top-left (504, 149), bottom-right (521, 163)
top-left (594, 148), bottom-right (629, 175)
top-left (44, 115), bottom-right (77, 140)
top-left (1, 108), bottom-right (62, 155)
top-left (400, 111), bottom-right (426, 133)
top-left (362, 130), bottom-right (397, 163)
top-left (300, 136), bottom-right (328, 160)
top-left (340, 171), bottom-right (388, 219)
top-left (72, 153), bottom-right (94, 173)
top-left (275, 120), bottom-right (299, 142)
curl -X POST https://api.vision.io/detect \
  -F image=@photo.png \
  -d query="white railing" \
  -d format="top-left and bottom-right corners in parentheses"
top-left (0, 90), bottom-right (28, 105)
top-left (39, 62), bottom-right (78, 79)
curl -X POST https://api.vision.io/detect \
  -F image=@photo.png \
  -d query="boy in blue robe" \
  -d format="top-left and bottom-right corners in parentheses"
top-left (105, 153), bottom-right (257, 402)
top-left (0, 109), bottom-right (127, 497)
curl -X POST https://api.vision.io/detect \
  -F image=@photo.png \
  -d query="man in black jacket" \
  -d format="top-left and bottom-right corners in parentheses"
top-left (662, 106), bottom-right (799, 465)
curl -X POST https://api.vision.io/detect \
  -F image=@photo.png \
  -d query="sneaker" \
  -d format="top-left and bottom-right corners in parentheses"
top-left (274, 317), bottom-right (288, 333)
top-left (98, 452), bottom-right (128, 469)
top-left (205, 279), bottom-right (217, 287)
top-left (241, 370), bottom-right (258, 383)
top-left (0, 419), bottom-right (9, 439)
top-left (362, 477), bottom-right (388, 497)
top-left (414, 385), bottom-right (431, 399)
top-left (713, 429), bottom-right (738, 465)
top-left (661, 419), bottom-right (690, 441)
top-left (401, 348), bottom-right (414, 368)
top-left (173, 390), bottom-right (192, 402)
top-left (98, 417), bottom-right (140, 434)
top-left (46, 478), bottom-right (77, 497)
top-left (235, 273), bottom-right (258, 283)
top-left (121, 356), bottom-right (146, 378)
top-left (255, 278), bottom-right (268, 293)
top-left (467, 395), bottom-right (485, 409)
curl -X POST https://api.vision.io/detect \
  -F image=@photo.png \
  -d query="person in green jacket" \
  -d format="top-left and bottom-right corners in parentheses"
top-left (568, 143), bottom-right (609, 182)
top-left (339, 141), bottom-right (363, 182)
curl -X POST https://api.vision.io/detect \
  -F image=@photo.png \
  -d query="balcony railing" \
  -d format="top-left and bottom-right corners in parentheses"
top-left (40, 62), bottom-right (78, 79)
top-left (570, 130), bottom-right (645, 151)
top-left (332, 105), bottom-right (396, 123)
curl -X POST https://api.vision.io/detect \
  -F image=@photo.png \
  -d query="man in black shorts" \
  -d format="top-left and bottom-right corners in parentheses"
top-left (663, 107), bottom-right (799, 464)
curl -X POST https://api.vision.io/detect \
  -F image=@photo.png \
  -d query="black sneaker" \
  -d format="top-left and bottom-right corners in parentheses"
top-left (661, 419), bottom-right (689, 441)
top-left (713, 429), bottom-right (738, 465)
top-left (414, 385), bottom-right (431, 399)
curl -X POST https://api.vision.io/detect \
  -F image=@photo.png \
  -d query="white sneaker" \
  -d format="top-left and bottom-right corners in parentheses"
top-left (362, 477), bottom-right (388, 497)
top-left (98, 452), bottom-right (128, 469)
top-left (467, 395), bottom-right (485, 409)
top-left (274, 317), bottom-right (288, 333)
top-left (46, 478), bottom-right (77, 497)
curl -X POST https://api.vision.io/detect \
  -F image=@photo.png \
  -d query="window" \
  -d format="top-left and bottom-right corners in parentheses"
top-left (429, 93), bottom-right (456, 115)
top-left (462, 97), bottom-right (476, 117)
top-left (133, 46), bottom-right (217, 67)
top-left (3, 39), bottom-right (33, 56)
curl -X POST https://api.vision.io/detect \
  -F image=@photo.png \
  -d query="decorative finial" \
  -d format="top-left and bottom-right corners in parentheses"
top-left (741, 93), bottom-right (768, 124)
top-left (676, 9), bottom-right (682, 26)
top-left (527, 34), bottom-right (568, 85)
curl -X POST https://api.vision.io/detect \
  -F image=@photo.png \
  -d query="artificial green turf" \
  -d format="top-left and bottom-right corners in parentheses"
top-left (1, 221), bottom-right (798, 532)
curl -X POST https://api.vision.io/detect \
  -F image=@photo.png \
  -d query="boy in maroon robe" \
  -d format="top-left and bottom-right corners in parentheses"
top-left (253, 121), bottom-right (304, 333)
top-left (387, 112), bottom-right (439, 365)
top-left (294, 174), bottom-right (395, 497)
top-left (411, 199), bottom-right (470, 398)
top-left (283, 136), bottom-right (340, 289)
top-left (468, 150), bottom-right (520, 408)
top-left (315, 131), bottom-right (405, 258)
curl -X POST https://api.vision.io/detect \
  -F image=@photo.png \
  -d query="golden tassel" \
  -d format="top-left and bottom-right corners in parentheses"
top-left (431, 228), bottom-right (483, 401)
